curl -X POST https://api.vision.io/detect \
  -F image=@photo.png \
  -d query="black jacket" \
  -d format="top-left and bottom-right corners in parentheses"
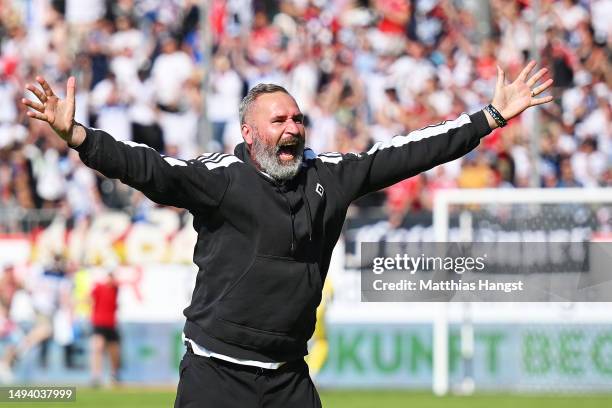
top-left (75, 110), bottom-right (491, 362)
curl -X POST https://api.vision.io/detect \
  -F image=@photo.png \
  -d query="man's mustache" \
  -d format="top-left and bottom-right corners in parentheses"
top-left (276, 135), bottom-right (304, 148)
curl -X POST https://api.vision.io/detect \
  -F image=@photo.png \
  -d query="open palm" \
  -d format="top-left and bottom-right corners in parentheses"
top-left (22, 76), bottom-right (76, 141)
top-left (492, 61), bottom-right (554, 120)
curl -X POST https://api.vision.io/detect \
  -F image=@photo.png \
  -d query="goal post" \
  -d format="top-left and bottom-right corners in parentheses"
top-left (431, 187), bottom-right (612, 396)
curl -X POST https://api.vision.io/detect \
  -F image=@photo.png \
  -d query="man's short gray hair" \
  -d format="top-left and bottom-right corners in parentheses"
top-left (239, 83), bottom-right (291, 125)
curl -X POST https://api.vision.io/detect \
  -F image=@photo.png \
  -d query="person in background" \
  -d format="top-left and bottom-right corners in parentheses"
top-left (28, 255), bottom-right (72, 368)
top-left (90, 270), bottom-right (121, 387)
top-left (0, 264), bottom-right (24, 383)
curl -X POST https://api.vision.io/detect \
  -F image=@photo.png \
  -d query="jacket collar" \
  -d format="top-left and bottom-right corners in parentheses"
top-left (234, 142), bottom-right (257, 169)
top-left (234, 142), bottom-right (275, 181)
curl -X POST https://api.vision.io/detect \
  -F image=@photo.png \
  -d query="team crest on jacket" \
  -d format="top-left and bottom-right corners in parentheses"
top-left (315, 183), bottom-right (324, 197)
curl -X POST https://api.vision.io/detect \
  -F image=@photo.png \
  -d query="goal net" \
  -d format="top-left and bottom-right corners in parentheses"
top-left (431, 187), bottom-right (612, 395)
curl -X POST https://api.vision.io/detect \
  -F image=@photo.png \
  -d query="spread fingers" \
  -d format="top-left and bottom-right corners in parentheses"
top-left (22, 98), bottom-right (45, 113)
top-left (26, 83), bottom-right (47, 103)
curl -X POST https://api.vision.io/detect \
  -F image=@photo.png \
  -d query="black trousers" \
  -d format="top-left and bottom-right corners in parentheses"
top-left (174, 348), bottom-right (322, 408)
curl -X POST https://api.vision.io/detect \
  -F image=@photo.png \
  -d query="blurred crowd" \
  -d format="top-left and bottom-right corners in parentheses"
top-left (0, 257), bottom-right (80, 383)
top-left (0, 256), bottom-right (120, 385)
top-left (0, 0), bottom-right (610, 226)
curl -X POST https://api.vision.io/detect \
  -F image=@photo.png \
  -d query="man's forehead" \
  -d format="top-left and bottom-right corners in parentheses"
top-left (254, 92), bottom-right (301, 116)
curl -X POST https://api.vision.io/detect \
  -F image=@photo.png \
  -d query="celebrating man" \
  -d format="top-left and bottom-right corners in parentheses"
top-left (22, 61), bottom-right (552, 407)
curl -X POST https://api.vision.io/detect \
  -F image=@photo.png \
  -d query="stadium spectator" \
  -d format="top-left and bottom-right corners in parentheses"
top-left (571, 138), bottom-right (607, 187)
top-left (90, 72), bottom-right (131, 142)
top-left (385, 175), bottom-right (424, 228)
top-left (151, 34), bottom-right (197, 158)
top-left (558, 156), bottom-right (583, 187)
top-left (207, 54), bottom-right (244, 152)
top-left (28, 254), bottom-right (74, 369)
top-left (128, 68), bottom-right (164, 152)
top-left (458, 152), bottom-right (496, 189)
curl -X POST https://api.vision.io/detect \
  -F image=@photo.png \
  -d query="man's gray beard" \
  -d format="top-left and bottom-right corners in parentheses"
top-left (251, 135), bottom-right (304, 182)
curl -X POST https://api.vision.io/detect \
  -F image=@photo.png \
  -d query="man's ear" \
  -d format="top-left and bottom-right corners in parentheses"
top-left (241, 124), bottom-right (253, 145)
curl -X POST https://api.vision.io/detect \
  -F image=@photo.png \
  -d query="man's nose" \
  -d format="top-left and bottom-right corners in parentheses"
top-left (284, 119), bottom-right (300, 135)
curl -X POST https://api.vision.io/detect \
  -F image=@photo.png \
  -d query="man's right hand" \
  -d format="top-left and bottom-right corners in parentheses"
top-left (21, 76), bottom-right (85, 147)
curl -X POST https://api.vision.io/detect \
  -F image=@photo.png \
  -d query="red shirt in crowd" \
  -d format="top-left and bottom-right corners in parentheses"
top-left (386, 175), bottom-right (424, 212)
top-left (91, 281), bottom-right (118, 328)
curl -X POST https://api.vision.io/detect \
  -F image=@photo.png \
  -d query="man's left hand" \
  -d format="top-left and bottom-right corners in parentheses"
top-left (490, 60), bottom-right (554, 125)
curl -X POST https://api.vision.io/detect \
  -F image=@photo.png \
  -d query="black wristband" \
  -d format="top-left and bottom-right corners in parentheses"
top-left (485, 104), bottom-right (507, 128)
top-left (67, 119), bottom-right (83, 148)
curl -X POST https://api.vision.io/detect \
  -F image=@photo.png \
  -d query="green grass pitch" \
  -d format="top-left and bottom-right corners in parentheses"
top-left (2, 388), bottom-right (612, 408)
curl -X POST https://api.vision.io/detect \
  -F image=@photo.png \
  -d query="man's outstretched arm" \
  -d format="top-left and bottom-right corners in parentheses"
top-left (22, 76), bottom-right (230, 211)
top-left (318, 61), bottom-right (554, 203)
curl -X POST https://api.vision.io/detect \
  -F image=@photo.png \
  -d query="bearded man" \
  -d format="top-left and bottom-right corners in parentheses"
top-left (22, 61), bottom-right (553, 407)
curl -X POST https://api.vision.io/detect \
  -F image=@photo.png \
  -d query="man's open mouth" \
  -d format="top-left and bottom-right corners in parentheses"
top-left (277, 140), bottom-right (301, 162)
